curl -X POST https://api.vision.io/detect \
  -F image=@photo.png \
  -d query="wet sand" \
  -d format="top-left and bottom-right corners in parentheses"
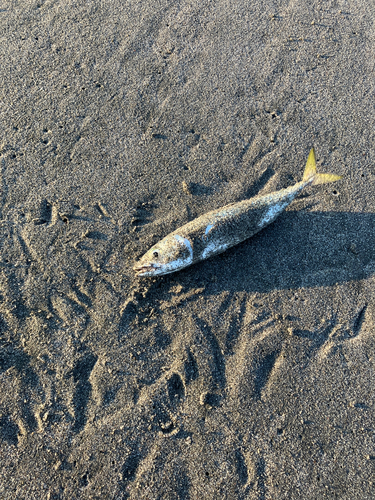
top-left (0, 0), bottom-right (375, 498)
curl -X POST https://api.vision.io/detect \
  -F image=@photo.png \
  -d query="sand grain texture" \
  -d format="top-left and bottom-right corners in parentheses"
top-left (0, 0), bottom-right (375, 498)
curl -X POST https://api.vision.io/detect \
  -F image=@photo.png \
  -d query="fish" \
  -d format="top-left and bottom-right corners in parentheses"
top-left (133, 148), bottom-right (342, 277)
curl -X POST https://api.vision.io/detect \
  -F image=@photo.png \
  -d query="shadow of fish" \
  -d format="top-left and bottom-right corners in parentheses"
top-left (134, 149), bottom-right (342, 277)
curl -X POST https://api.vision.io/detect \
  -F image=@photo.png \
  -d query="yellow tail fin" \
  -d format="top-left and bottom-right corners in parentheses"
top-left (302, 148), bottom-right (342, 186)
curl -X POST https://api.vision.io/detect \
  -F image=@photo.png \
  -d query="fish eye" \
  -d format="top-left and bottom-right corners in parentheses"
top-left (153, 251), bottom-right (159, 258)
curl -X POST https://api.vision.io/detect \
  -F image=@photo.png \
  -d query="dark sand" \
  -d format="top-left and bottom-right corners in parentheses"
top-left (1, 0), bottom-right (375, 498)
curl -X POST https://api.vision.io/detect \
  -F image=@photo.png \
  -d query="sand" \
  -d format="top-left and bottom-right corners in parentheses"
top-left (0, 0), bottom-right (375, 498)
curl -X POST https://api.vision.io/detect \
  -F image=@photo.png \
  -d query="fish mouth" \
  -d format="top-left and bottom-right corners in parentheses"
top-left (133, 263), bottom-right (160, 277)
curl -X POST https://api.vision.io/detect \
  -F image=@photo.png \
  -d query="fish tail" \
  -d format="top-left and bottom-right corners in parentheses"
top-left (302, 148), bottom-right (342, 186)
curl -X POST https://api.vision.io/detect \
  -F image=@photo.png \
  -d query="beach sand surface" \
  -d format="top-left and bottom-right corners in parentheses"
top-left (0, 0), bottom-right (375, 498)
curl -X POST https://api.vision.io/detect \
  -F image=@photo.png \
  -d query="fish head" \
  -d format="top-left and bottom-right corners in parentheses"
top-left (133, 234), bottom-right (193, 277)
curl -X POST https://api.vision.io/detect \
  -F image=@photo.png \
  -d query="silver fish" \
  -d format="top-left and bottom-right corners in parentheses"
top-left (134, 148), bottom-right (342, 277)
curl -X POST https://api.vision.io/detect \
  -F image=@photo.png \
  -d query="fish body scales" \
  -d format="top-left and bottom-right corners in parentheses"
top-left (172, 180), bottom-right (308, 264)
